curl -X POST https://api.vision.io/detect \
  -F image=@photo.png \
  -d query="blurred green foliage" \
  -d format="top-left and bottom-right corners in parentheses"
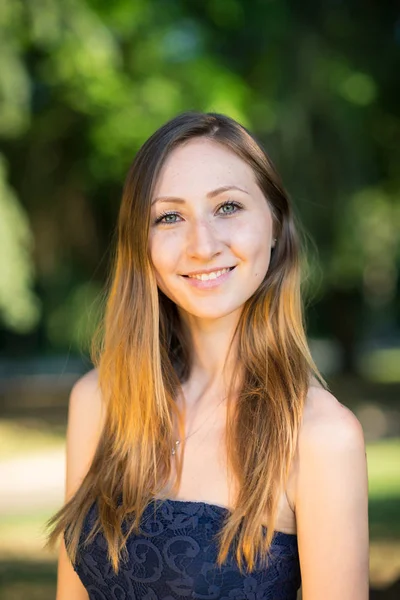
top-left (0, 0), bottom-right (399, 364)
top-left (0, 158), bottom-right (40, 332)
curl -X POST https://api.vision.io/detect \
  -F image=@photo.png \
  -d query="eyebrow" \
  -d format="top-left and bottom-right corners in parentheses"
top-left (151, 185), bottom-right (250, 205)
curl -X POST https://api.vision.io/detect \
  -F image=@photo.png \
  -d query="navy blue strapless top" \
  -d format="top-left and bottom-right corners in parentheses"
top-left (70, 498), bottom-right (301, 600)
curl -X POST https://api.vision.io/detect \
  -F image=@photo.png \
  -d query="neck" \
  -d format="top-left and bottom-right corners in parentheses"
top-left (176, 306), bottom-right (243, 409)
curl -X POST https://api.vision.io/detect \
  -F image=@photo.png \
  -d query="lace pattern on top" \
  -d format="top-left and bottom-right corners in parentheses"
top-left (68, 497), bottom-right (301, 600)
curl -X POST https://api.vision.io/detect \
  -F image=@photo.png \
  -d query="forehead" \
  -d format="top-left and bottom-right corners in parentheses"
top-left (153, 138), bottom-right (258, 198)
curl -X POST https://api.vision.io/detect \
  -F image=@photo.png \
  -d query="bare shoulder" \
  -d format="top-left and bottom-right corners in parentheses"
top-left (69, 368), bottom-right (105, 425)
top-left (71, 367), bottom-right (101, 401)
top-left (57, 372), bottom-right (101, 599)
top-left (287, 382), bottom-right (365, 506)
top-left (65, 368), bottom-right (105, 501)
top-left (292, 383), bottom-right (369, 597)
top-left (300, 383), bottom-right (365, 451)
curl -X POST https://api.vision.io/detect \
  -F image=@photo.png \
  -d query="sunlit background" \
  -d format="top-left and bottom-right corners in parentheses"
top-left (0, 1), bottom-right (399, 598)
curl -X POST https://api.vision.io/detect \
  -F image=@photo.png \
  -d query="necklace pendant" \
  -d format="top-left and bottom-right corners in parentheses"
top-left (172, 440), bottom-right (180, 455)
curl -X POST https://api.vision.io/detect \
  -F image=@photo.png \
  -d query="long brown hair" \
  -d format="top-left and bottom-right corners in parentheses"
top-left (46, 111), bottom-right (328, 574)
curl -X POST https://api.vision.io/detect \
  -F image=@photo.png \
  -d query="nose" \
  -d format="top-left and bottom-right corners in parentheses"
top-left (186, 217), bottom-right (223, 260)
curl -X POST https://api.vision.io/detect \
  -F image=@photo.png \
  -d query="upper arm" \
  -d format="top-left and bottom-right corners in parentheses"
top-left (56, 369), bottom-right (105, 600)
top-left (64, 369), bottom-right (105, 502)
top-left (295, 389), bottom-right (369, 600)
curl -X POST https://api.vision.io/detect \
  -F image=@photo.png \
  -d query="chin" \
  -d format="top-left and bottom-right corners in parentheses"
top-left (180, 301), bottom-right (244, 321)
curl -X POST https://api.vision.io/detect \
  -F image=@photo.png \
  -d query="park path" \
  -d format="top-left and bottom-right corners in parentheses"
top-left (0, 447), bottom-right (65, 514)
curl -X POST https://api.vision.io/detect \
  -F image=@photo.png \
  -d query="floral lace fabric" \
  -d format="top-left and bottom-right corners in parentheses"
top-left (69, 498), bottom-right (301, 600)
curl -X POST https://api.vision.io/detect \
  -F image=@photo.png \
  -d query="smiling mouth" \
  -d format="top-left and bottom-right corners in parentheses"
top-left (182, 266), bottom-right (236, 281)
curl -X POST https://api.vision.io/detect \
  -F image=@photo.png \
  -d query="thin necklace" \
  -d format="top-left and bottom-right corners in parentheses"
top-left (172, 395), bottom-right (227, 455)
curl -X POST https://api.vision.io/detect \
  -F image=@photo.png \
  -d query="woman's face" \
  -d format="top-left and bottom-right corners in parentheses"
top-left (149, 137), bottom-right (276, 321)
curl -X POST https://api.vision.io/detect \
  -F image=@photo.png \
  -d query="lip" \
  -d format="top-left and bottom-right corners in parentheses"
top-left (181, 266), bottom-right (236, 290)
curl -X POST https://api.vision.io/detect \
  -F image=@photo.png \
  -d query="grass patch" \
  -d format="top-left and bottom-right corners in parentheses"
top-left (366, 438), bottom-right (400, 540)
top-left (367, 438), bottom-right (400, 499)
top-left (359, 348), bottom-right (400, 383)
top-left (0, 420), bottom-right (64, 460)
top-left (0, 560), bottom-right (57, 600)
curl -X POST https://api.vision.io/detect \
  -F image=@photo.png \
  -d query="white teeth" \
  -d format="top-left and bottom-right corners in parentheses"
top-left (188, 268), bottom-right (231, 281)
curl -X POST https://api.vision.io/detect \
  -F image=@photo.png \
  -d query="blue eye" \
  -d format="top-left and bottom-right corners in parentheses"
top-left (154, 200), bottom-right (243, 225)
top-left (218, 200), bottom-right (242, 214)
top-left (154, 211), bottom-right (181, 225)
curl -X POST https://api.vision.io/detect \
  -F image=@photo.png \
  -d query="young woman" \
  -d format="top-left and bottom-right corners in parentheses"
top-left (47, 112), bottom-right (369, 600)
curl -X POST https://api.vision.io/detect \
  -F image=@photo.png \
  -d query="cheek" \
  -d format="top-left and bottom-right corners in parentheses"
top-left (233, 219), bottom-right (271, 262)
top-left (149, 232), bottom-right (181, 280)
top-left (231, 219), bottom-right (272, 284)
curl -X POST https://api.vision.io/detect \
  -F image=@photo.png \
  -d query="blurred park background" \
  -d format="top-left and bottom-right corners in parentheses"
top-left (0, 0), bottom-right (399, 598)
